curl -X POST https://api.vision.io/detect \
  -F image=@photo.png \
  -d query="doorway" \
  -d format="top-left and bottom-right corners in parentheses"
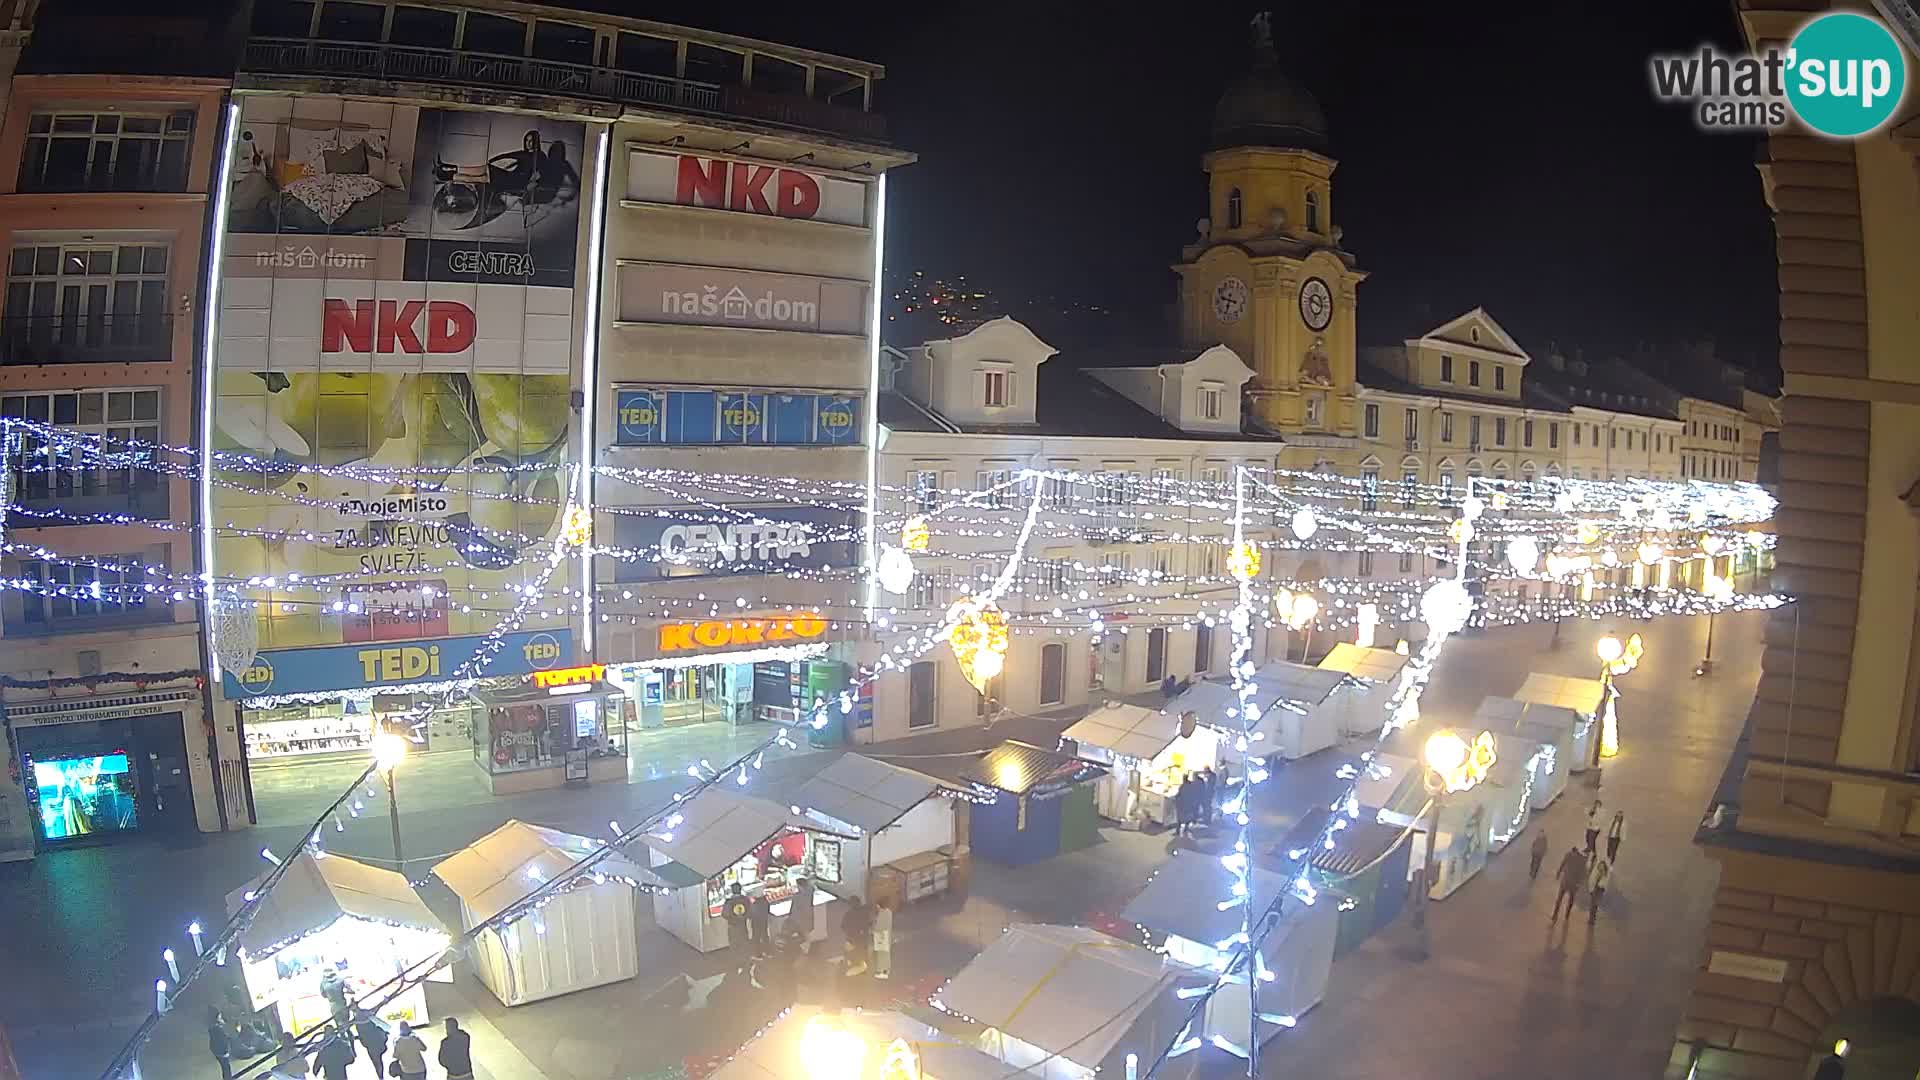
top-left (1146, 628), bottom-right (1168, 685)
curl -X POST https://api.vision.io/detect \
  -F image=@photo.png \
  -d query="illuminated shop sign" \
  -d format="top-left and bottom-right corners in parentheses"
top-left (616, 262), bottom-right (868, 335)
top-left (223, 630), bottom-right (573, 698)
top-left (625, 149), bottom-right (871, 227)
top-left (614, 387), bottom-right (859, 446)
top-left (612, 506), bottom-right (858, 582)
top-left (530, 663), bottom-right (606, 689)
top-left (657, 613), bottom-right (829, 653)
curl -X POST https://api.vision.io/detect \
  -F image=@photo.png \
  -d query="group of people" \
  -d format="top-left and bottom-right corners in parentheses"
top-left (1531, 799), bottom-right (1628, 927)
top-left (722, 877), bottom-right (898, 984)
top-left (209, 1005), bottom-right (472, 1080)
top-left (1172, 767), bottom-right (1221, 838)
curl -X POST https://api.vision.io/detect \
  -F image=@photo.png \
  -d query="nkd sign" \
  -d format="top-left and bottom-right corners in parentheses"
top-left (626, 149), bottom-right (871, 228)
top-left (617, 262), bottom-right (868, 335)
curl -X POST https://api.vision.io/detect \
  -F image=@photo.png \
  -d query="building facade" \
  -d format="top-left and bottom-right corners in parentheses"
top-left (0, 4), bottom-right (232, 859)
top-left (1665, 5), bottom-right (1920, 1079)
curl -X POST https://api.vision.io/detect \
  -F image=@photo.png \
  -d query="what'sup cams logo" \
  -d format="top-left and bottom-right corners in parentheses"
top-left (1651, 12), bottom-right (1908, 137)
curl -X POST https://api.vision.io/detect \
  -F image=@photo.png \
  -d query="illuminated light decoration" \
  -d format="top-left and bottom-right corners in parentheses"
top-left (798, 1014), bottom-right (868, 1080)
top-left (577, 125), bottom-right (611, 654)
top-left (1620, 499), bottom-right (1643, 523)
top-left (1746, 529), bottom-right (1768, 550)
top-left (1289, 507), bottom-right (1318, 540)
top-left (1420, 579), bottom-right (1473, 638)
top-left (1701, 533), bottom-right (1725, 556)
top-left (1637, 542), bottom-right (1664, 567)
top-left (1505, 535), bottom-right (1540, 574)
top-left (864, 173), bottom-right (888, 618)
top-left (1448, 518), bottom-right (1474, 546)
top-left (1703, 573), bottom-right (1735, 603)
top-left (900, 514), bottom-right (931, 552)
top-left (1461, 494), bottom-right (1485, 521)
top-left (1490, 491), bottom-right (1510, 512)
top-left (1227, 541), bottom-right (1262, 582)
top-left (561, 505), bottom-right (594, 548)
top-left (1554, 489), bottom-right (1578, 512)
top-left (880, 1038), bottom-right (921, 1080)
top-left (198, 100), bottom-right (242, 679)
top-left (1423, 729), bottom-right (1497, 794)
top-left (1354, 602), bottom-right (1379, 648)
top-left (874, 544), bottom-right (916, 595)
top-left (945, 596), bottom-right (1010, 693)
top-left (1575, 522), bottom-right (1601, 545)
top-left (372, 732), bottom-right (410, 772)
top-left (1601, 548), bottom-right (1620, 567)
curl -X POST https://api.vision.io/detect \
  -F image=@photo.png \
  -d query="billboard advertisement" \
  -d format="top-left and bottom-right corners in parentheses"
top-left (616, 261), bottom-right (869, 335)
top-left (624, 149), bottom-right (872, 228)
top-left (212, 95), bottom-right (588, 661)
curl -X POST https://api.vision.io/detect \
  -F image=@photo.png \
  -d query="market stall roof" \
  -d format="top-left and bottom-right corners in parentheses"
top-left (961, 741), bottom-right (1106, 796)
top-left (1252, 660), bottom-right (1349, 704)
top-left (1349, 752), bottom-right (1420, 812)
top-left (1317, 643), bottom-right (1410, 683)
top-left (432, 820), bottom-right (657, 924)
top-left (792, 753), bottom-right (949, 834)
top-left (226, 851), bottom-right (443, 960)
top-left (1061, 701), bottom-right (1192, 762)
top-left (1310, 817), bottom-right (1414, 878)
top-left (1119, 848), bottom-right (1288, 947)
top-left (643, 788), bottom-right (851, 881)
top-left (710, 1005), bottom-right (1005, 1080)
top-left (934, 923), bottom-right (1194, 1070)
top-left (1514, 672), bottom-right (1607, 715)
top-left (1474, 695), bottom-right (1580, 748)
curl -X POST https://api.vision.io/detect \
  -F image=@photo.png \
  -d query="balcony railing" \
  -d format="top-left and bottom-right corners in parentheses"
top-left (243, 38), bottom-right (887, 142)
top-left (0, 314), bottom-right (174, 366)
top-left (9, 482), bottom-right (170, 525)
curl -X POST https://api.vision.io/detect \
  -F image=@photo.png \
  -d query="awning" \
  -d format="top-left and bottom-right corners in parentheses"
top-left (1513, 672), bottom-right (1607, 716)
top-left (710, 1005), bottom-right (1005, 1080)
top-left (1061, 701), bottom-right (1191, 762)
top-left (961, 741), bottom-right (1105, 796)
top-left (791, 754), bottom-right (947, 834)
top-left (1317, 643), bottom-right (1410, 683)
top-left (432, 820), bottom-right (657, 923)
top-left (226, 851), bottom-right (443, 960)
top-left (643, 787), bottom-right (852, 881)
top-left (1119, 848), bottom-right (1287, 947)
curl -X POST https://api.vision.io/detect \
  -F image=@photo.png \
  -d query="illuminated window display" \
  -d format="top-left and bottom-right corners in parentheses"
top-left (27, 751), bottom-right (138, 842)
top-left (472, 679), bottom-right (628, 793)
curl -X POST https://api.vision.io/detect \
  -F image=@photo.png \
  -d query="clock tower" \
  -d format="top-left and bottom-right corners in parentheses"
top-left (1174, 12), bottom-right (1365, 443)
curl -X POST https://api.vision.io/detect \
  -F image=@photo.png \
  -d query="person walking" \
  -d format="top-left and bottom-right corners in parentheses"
top-left (206, 1008), bottom-right (235, 1080)
top-left (871, 898), bottom-right (895, 981)
top-left (390, 1022), bottom-right (428, 1080)
top-left (274, 1032), bottom-right (310, 1078)
top-left (317, 967), bottom-right (351, 1028)
top-left (1199, 767), bottom-right (1219, 826)
top-left (438, 1017), bottom-right (474, 1080)
top-left (1586, 855), bottom-right (1611, 925)
top-left (790, 875), bottom-right (818, 952)
top-left (722, 883), bottom-right (753, 972)
top-left (747, 890), bottom-right (772, 957)
top-left (1606, 811), bottom-right (1625, 862)
top-left (310, 1033), bottom-right (354, 1080)
top-left (353, 1007), bottom-right (388, 1079)
top-left (1584, 800), bottom-right (1604, 854)
top-left (1528, 830), bottom-right (1549, 881)
top-left (1550, 845), bottom-right (1586, 923)
top-left (841, 898), bottom-right (873, 977)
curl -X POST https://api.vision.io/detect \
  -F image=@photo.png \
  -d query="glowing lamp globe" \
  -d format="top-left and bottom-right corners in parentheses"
top-left (1554, 489), bottom-right (1577, 513)
top-left (1461, 494), bottom-right (1485, 521)
top-left (1505, 535), bottom-right (1540, 574)
top-left (1448, 518), bottom-right (1474, 546)
top-left (1423, 730), bottom-right (1468, 776)
top-left (1596, 636), bottom-right (1624, 665)
top-left (1575, 522), bottom-right (1601, 545)
top-left (1637, 542), bottom-right (1664, 567)
top-left (1420, 579), bottom-right (1472, 638)
top-left (1701, 534), bottom-right (1725, 556)
top-left (372, 732), bottom-right (409, 772)
top-left (1289, 508), bottom-right (1317, 540)
top-left (1287, 593), bottom-right (1319, 629)
top-left (874, 545), bottom-right (915, 595)
top-left (1601, 548), bottom-right (1620, 567)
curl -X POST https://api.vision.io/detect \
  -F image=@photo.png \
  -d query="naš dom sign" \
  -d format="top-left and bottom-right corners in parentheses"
top-left (657, 613), bottom-right (829, 653)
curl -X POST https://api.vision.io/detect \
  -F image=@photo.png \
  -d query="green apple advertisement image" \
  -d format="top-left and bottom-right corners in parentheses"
top-left (212, 95), bottom-right (586, 658)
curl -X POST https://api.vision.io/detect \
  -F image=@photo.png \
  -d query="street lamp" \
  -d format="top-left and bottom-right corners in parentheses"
top-left (1593, 633), bottom-right (1642, 766)
top-left (372, 731), bottom-right (409, 870)
top-left (1696, 571), bottom-right (1734, 676)
top-left (1414, 729), bottom-right (1495, 937)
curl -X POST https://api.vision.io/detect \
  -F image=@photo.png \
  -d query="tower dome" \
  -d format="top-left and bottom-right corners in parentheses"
top-left (1210, 12), bottom-right (1327, 152)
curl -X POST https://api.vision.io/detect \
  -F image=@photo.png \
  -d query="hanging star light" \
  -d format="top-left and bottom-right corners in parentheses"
top-left (1701, 534), bottom-right (1725, 556)
top-left (561, 506), bottom-right (593, 547)
top-left (946, 596), bottom-right (1009, 693)
top-left (874, 545), bottom-right (915, 595)
top-left (1420, 579), bottom-right (1472, 637)
top-left (1506, 535), bottom-right (1540, 574)
top-left (1289, 507), bottom-right (1318, 540)
top-left (1227, 541), bottom-right (1262, 582)
top-left (900, 515), bottom-right (931, 552)
top-left (1575, 522), bottom-right (1601, 545)
top-left (1448, 518), bottom-right (1475, 546)
top-left (1637, 542), bottom-right (1664, 567)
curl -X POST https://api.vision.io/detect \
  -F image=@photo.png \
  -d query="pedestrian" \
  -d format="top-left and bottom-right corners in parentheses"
top-left (747, 890), bottom-right (772, 956)
top-left (353, 1007), bottom-right (389, 1078)
top-left (1584, 800), bottom-right (1603, 854)
top-left (871, 897), bottom-right (895, 981)
top-left (722, 883), bottom-right (753, 972)
top-left (317, 967), bottom-right (351, 1025)
top-left (1586, 856), bottom-right (1611, 925)
top-left (1161, 674), bottom-right (1178, 700)
top-left (438, 1017), bottom-right (474, 1080)
top-left (275, 1032), bottom-right (310, 1078)
top-left (1174, 775), bottom-right (1196, 838)
top-left (311, 1032), bottom-right (354, 1080)
top-left (1606, 811), bottom-right (1625, 862)
top-left (391, 1021), bottom-right (428, 1080)
top-left (842, 898), bottom-right (873, 977)
top-left (206, 1008), bottom-right (234, 1080)
top-left (790, 875), bottom-right (817, 951)
top-left (1199, 767), bottom-right (1218, 825)
top-left (1550, 845), bottom-right (1586, 923)
top-left (1529, 830), bottom-right (1549, 881)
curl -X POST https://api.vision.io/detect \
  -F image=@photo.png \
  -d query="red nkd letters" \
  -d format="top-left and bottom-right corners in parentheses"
top-left (675, 156), bottom-right (822, 219)
top-left (322, 299), bottom-right (477, 354)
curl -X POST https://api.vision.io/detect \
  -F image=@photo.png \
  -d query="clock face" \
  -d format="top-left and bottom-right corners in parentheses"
top-left (1299, 277), bottom-right (1333, 331)
top-left (1211, 277), bottom-right (1249, 324)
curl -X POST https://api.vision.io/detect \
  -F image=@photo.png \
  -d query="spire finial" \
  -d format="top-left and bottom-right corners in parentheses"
top-left (1250, 11), bottom-right (1275, 62)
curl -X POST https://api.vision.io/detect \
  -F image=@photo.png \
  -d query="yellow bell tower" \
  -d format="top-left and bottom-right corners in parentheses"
top-left (1174, 12), bottom-right (1365, 448)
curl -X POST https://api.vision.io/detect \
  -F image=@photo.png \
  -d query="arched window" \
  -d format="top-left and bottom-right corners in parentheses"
top-left (1305, 190), bottom-right (1321, 233)
top-left (1227, 188), bottom-right (1243, 229)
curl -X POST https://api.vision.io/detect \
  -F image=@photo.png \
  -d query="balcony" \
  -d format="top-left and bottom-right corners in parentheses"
top-left (241, 38), bottom-right (888, 143)
top-left (0, 314), bottom-right (174, 366)
top-left (10, 480), bottom-right (170, 526)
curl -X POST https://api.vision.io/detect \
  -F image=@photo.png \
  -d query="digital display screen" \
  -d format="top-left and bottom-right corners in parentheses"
top-left (31, 752), bottom-right (138, 841)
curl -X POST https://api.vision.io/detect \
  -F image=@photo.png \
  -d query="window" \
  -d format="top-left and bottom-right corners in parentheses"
top-left (1549, 423), bottom-right (1560, 449)
top-left (20, 110), bottom-right (195, 193)
top-left (5, 243), bottom-right (172, 362)
top-left (974, 671), bottom-right (1003, 718)
top-left (1439, 471), bottom-right (1454, 496)
top-left (1200, 465), bottom-right (1224, 488)
top-left (1040, 559), bottom-right (1070, 595)
top-left (1194, 625), bottom-right (1214, 673)
top-left (1494, 418), bottom-right (1507, 446)
top-left (912, 469), bottom-right (941, 512)
top-left (1226, 188), bottom-right (1243, 229)
top-left (1150, 546), bottom-right (1174, 578)
top-left (1523, 420), bottom-right (1534, 448)
top-left (1470, 327), bottom-right (1481, 343)
top-left (1198, 383), bottom-right (1223, 421)
top-left (1194, 543), bottom-right (1221, 579)
top-left (4, 389), bottom-right (164, 519)
top-left (1440, 412), bottom-right (1454, 444)
top-left (1440, 355), bottom-right (1454, 383)
top-left (10, 547), bottom-right (166, 633)
top-left (1591, 424), bottom-right (1599, 445)
top-left (1469, 360), bottom-right (1482, 387)
top-left (1363, 403), bottom-right (1380, 438)
top-left (1494, 366), bottom-right (1507, 391)
top-left (1041, 473), bottom-right (1071, 511)
top-left (1146, 628), bottom-right (1169, 684)
top-left (1401, 471), bottom-right (1417, 508)
top-left (1095, 471), bottom-right (1131, 516)
top-left (977, 468), bottom-right (1012, 510)
top-left (1102, 550), bottom-right (1132, 577)
top-left (1469, 415), bottom-right (1482, 448)
top-left (1609, 429), bottom-right (1617, 450)
top-left (612, 388), bottom-right (860, 447)
top-left (1362, 468), bottom-right (1379, 511)
top-left (1357, 550), bottom-right (1374, 577)
top-left (908, 662), bottom-right (937, 729)
top-left (1150, 468), bottom-right (1180, 500)
top-left (1040, 643), bottom-right (1066, 705)
top-left (982, 369), bottom-right (1011, 408)
top-left (1404, 408), bottom-right (1419, 445)
top-left (1303, 392), bottom-right (1325, 429)
top-left (389, 6), bottom-right (458, 47)
top-left (1305, 190), bottom-right (1321, 233)
top-left (1398, 549), bottom-right (1414, 572)
top-left (910, 567), bottom-right (949, 611)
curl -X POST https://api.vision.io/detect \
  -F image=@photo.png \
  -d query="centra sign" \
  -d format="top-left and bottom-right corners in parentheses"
top-left (658, 613), bottom-right (829, 653)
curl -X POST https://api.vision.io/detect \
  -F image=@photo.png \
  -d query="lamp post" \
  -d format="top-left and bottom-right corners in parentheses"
top-left (372, 731), bottom-right (409, 871)
top-left (1414, 730), bottom-right (1470, 933)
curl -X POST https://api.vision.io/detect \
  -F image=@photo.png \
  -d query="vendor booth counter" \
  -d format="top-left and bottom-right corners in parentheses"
top-left (432, 820), bottom-right (648, 1006)
top-left (225, 852), bottom-right (450, 1038)
top-left (935, 923), bottom-right (1205, 1080)
top-left (642, 787), bottom-right (852, 953)
top-left (790, 753), bottom-right (965, 906)
top-left (961, 742), bottom-right (1106, 867)
top-left (1316, 644), bottom-right (1412, 737)
top-left (1121, 849), bottom-right (1335, 1042)
top-left (1061, 702), bottom-right (1221, 827)
top-left (1512, 673), bottom-right (1606, 771)
top-left (710, 1005), bottom-right (1007, 1080)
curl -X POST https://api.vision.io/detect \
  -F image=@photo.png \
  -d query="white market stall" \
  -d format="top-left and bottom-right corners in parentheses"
top-left (1120, 849), bottom-right (1336, 1040)
top-left (1479, 752), bottom-right (1534, 853)
top-left (1424, 783), bottom-right (1493, 901)
top-left (1166, 661), bottom-right (1345, 763)
top-left (642, 787), bottom-right (853, 953)
top-left (1352, 752), bottom-right (1424, 827)
top-left (1513, 673), bottom-right (1606, 771)
top-left (1316, 644), bottom-right (1412, 737)
top-left (934, 923), bottom-right (1205, 1080)
top-left (431, 820), bottom-right (650, 1006)
top-left (791, 753), bottom-right (962, 905)
top-left (226, 852), bottom-right (450, 1037)
top-left (710, 1005), bottom-right (1005, 1080)
top-left (1061, 702), bottom-right (1221, 826)
top-left (1472, 697), bottom-right (1576, 810)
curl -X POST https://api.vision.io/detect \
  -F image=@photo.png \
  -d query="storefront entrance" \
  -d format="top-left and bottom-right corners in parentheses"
top-left (10, 701), bottom-right (196, 848)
